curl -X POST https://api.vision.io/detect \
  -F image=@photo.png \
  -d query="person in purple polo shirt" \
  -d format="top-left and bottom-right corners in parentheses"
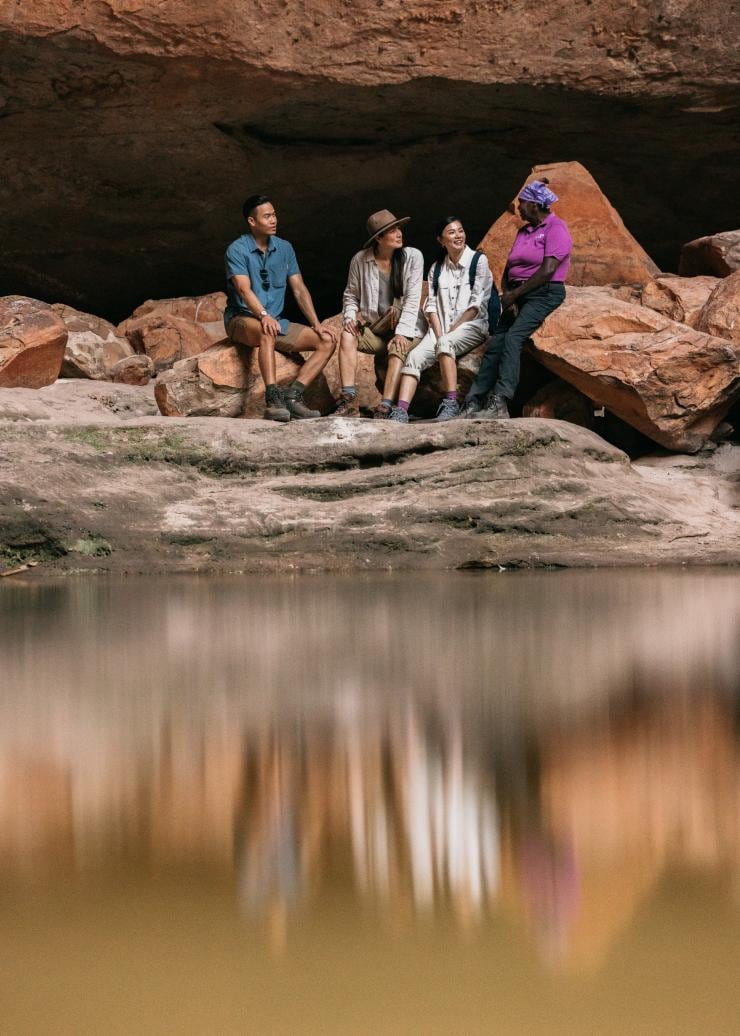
top-left (463, 179), bottom-right (572, 419)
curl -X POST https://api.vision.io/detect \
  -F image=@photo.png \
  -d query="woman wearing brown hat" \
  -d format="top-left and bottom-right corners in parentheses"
top-left (334, 210), bottom-right (424, 418)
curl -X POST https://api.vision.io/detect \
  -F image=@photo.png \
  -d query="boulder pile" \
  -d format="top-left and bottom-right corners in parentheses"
top-left (0, 163), bottom-right (738, 454)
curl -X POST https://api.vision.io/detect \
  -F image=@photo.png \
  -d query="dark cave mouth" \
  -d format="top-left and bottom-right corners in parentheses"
top-left (0, 35), bottom-right (737, 320)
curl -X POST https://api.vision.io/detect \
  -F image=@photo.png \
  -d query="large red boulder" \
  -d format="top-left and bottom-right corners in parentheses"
top-left (640, 275), bottom-right (719, 329)
top-left (52, 304), bottom-right (133, 380)
top-left (696, 271), bottom-right (740, 345)
top-left (155, 345), bottom-right (249, 417)
top-left (118, 314), bottom-right (216, 371)
top-left (529, 287), bottom-right (740, 453)
top-left (679, 231), bottom-right (740, 278)
top-left (155, 343), bottom-right (333, 418)
top-left (0, 296), bottom-right (67, 388)
top-left (478, 161), bottom-right (660, 288)
top-left (128, 292), bottom-right (227, 344)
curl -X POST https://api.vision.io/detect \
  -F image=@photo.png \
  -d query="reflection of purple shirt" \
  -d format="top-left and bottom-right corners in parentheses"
top-left (506, 214), bottom-right (572, 283)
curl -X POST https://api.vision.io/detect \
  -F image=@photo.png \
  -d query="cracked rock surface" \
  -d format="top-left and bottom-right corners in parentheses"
top-left (1, 382), bottom-right (738, 573)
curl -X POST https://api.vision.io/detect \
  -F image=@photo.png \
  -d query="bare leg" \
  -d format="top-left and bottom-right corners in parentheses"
top-left (258, 335), bottom-right (277, 385)
top-left (438, 353), bottom-right (458, 393)
top-left (338, 330), bottom-right (359, 387)
top-left (397, 374), bottom-right (419, 406)
top-left (286, 326), bottom-right (336, 385)
top-left (228, 316), bottom-right (279, 384)
top-left (382, 355), bottom-right (404, 402)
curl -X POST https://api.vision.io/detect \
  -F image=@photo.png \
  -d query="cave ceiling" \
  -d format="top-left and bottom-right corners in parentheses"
top-left (1, 2), bottom-right (738, 320)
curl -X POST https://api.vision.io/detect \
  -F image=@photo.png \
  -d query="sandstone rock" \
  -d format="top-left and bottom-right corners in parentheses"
top-left (0, 379), bottom-right (158, 423)
top-left (640, 275), bottom-right (719, 328)
top-left (129, 293), bottom-right (227, 344)
top-left (523, 380), bottom-right (594, 429)
top-left (0, 296), bottom-right (67, 389)
top-left (679, 231), bottom-right (740, 278)
top-left (118, 315), bottom-right (216, 372)
top-left (3, 414), bottom-right (740, 572)
top-left (478, 162), bottom-right (660, 288)
top-left (155, 350), bottom-right (247, 418)
top-left (111, 355), bottom-right (155, 386)
top-left (52, 304), bottom-right (133, 380)
top-left (155, 343), bottom-right (333, 418)
top-left (696, 271), bottom-right (740, 345)
top-left (529, 287), bottom-right (740, 453)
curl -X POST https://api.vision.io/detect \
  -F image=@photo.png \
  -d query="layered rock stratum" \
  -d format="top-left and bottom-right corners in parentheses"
top-left (1, 381), bottom-right (739, 573)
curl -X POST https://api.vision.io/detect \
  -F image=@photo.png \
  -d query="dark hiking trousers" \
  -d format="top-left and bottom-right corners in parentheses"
top-left (466, 282), bottom-right (566, 402)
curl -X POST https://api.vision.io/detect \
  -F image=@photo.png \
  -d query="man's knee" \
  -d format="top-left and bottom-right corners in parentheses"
top-left (316, 333), bottom-right (336, 356)
top-left (258, 333), bottom-right (276, 350)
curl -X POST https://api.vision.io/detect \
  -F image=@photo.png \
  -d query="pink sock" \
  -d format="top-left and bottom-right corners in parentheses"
top-left (398, 400), bottom-right (410, 412)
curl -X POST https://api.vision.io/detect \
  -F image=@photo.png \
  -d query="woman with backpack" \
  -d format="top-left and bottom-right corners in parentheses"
top-left (389, 216), bottom-right (495, 423)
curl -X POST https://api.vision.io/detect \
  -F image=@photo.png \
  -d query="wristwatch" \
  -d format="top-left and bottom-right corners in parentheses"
top-left (259, 309), bottom-right (268, 318)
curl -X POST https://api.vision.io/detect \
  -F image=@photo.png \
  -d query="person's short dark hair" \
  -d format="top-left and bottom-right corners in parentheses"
top-left (243, 194), bottom-right (272, 220)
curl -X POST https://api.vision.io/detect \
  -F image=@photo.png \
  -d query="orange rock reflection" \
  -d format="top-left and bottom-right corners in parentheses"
top-left (0, 572), bottom-right (738, 968)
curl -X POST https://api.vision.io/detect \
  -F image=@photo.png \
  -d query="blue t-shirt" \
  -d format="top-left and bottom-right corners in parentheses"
top-left (224, 233), bottom-right (301, 334)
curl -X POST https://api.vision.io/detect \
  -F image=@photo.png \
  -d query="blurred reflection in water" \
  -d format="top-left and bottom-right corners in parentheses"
top-left (0, 571), bottom-right (739, 1033)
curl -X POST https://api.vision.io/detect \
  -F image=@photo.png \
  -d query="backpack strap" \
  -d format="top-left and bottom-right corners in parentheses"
top-left (468, 249), bottom-right (482, 288)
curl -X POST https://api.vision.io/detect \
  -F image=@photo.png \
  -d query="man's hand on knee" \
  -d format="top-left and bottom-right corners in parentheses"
top-left (260, 313), bottom-right (281, 336)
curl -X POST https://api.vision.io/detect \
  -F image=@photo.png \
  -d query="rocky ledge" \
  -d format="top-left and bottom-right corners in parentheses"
top-left (1, 381), bottom-right (738, 574)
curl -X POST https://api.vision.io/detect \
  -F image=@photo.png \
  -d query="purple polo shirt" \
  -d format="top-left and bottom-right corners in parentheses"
top-left (506, 214), bottom-right (572, 283)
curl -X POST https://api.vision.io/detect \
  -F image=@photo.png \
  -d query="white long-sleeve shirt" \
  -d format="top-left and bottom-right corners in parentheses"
top-left (342, 246), bottom-right (424, 340)
top-left (425, 246), bottom-right (493, 336)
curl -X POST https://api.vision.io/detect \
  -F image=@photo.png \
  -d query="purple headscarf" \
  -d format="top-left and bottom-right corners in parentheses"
top-left (519, 180), bottom-right (559, 208)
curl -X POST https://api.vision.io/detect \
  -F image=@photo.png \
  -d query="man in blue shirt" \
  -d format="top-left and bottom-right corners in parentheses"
top-left (225, 194), bottom-right (337, 421)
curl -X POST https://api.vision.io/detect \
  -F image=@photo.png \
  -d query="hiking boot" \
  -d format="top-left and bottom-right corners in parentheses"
top-left (433, 398), bottom-right (461, 422)
top-left (461, 397), bottom-right (484, 419)
top-left (479, 393), bottom-right (510, 420)
top-left (373, 402), bottom-right (392, 420)
top-left (283, 386), bottom-right (321, 420)
top-left (389, 405), bottom-right (409, 423)
top-left (264, 386), bottom-right (291, 423)
top-left (333, 392), bottom-right (360, 418)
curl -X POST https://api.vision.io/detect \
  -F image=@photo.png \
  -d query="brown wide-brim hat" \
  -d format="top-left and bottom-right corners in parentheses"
top-left (363, 209), bottom-right (411, 249)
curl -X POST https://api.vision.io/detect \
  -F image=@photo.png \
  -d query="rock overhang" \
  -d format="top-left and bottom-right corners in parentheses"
top-left (1, 3), bottom-right (738, 319)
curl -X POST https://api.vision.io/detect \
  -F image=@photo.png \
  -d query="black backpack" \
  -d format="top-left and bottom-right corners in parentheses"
top-left (432, 250), bottom-right (501, 334)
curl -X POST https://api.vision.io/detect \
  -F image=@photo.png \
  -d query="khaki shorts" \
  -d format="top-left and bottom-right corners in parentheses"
top-left (227, 316), bottom-right (310, 352)
top-left (356, 325), bottom-right (416, 362)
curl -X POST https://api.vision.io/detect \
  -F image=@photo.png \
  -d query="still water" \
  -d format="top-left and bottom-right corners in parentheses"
top-left (1, 570), bottom-right (739, 1034)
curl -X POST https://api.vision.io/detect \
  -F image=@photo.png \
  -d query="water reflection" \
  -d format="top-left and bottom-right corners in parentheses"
top-left (0, 572), bottom-right (738, 981)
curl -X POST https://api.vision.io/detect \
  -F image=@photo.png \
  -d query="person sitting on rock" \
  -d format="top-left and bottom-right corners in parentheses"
top-left (334, 210), bottom-right (424, 419)
top-left (224, 194), bottom-right (337, 422)
top-left (462, 179), bottom-right (572, 420)
top-left (389, 217), bottom-right (493, 423)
